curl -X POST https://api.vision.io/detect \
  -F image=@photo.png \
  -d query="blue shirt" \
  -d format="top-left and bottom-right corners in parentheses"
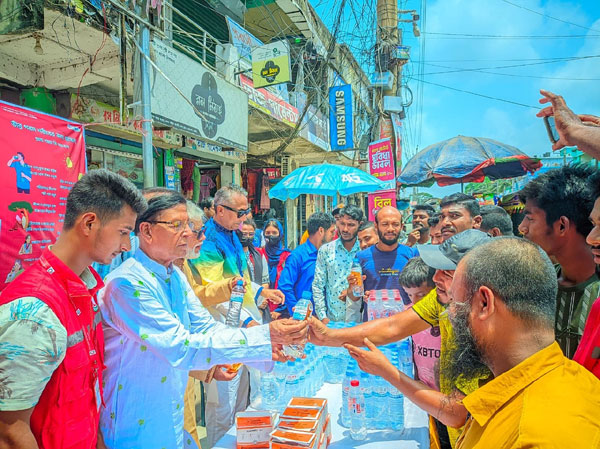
top-left (278, 240), bottom-right (319, 316)
top-left (357, 244), bottom-right (418, 319)
top-left (10, 161), bottom-right (31, 190)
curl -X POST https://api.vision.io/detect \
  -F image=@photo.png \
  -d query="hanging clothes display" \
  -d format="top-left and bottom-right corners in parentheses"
top-left (260, 173), bottom-right (270, 210)
top-left (200, 173), bottom-right (216, 199)
top-left (180, 159), bottom-right (195, 195)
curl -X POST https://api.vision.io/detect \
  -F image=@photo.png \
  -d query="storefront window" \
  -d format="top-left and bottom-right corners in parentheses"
top-left (105, 153), bottom-right (144, 189)
top-left (86, 147), bottom-right (144, 189)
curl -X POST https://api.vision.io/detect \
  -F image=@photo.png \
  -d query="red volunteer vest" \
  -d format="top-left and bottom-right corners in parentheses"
top-left (0, 249), bottom-right (105, 449)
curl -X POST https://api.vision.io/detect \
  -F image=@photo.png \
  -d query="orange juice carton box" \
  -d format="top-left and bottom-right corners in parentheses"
top-left (269, 429), bottom-right (317, 449)
top-left (236, 410), bottom-right (275, 449)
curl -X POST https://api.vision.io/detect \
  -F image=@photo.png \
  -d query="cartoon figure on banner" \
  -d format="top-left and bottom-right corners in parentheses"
top-left (7, 152), bottom-right (32, 194)
top-left (18, 235), bottom-right (33, 255)
top-left (8, 201), bottom-right (32, 231)
top-left (5, 260), bottom-right (24, 283)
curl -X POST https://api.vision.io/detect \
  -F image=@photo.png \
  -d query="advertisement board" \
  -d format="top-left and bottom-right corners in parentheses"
top-left (251, 41), bottom-right (291, 88)
top-left (329, 84), bottom-right (354, 151)
top-left (151, 39), bottom-right (249, 151)
top-left (368, 138), bottom-right (395, 182)
top-left (367, 190), bottom-right (397, 221)
top-left (0, 101), bottom-right (86, 291)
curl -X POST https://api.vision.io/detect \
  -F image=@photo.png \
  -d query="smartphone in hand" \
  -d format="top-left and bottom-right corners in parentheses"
top-left (543, 116), bottom-right (560, 144)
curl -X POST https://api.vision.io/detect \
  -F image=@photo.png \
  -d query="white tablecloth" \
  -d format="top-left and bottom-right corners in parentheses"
top-left (213, 382), bottom-right (430, 449)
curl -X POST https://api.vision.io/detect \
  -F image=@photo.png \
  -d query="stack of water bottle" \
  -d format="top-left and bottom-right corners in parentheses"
top-left (260, 322), bottom-right (356, 412)
top-left (342, 338), bottom-right (414, 437)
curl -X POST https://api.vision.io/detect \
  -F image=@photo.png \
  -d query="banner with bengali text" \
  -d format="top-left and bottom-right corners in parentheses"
top-left (367, 190), bottom-right (397, 221)
top-left (0, 101), bottom-right (86, 291)
top-left (368, 138), bottom-right (395, 182)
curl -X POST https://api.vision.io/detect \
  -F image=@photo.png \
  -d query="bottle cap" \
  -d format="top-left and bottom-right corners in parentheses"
top-left (351, 380), bottom-right (359, 387)
top-left (237, 280), bottom-right (244, 286)
top-left (301, 291), bottom-right (312, 299)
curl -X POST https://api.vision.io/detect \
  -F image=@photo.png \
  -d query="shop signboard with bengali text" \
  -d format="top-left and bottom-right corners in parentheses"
top-left (151, 39), bottom-right (248, 151)
top-left (70, 94), bottom-right (181, 146)
top-left (368, 138), bottom-right (395, 182)
top-left (251, 41), bottom-right (291, 88)
top-left (0, 101), bottom-right (86, 291)
top-left (367, 190), bottom-right (397, 221)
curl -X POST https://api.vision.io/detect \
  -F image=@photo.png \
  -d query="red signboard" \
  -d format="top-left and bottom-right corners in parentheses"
top-left (368, 138), bottom-right (395, 182)
top-left (367, 190), bottom-right (397, 221)
top-left (0, 101), bottom-right (86, 290)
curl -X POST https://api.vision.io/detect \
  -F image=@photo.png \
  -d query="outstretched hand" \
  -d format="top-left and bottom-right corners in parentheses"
top-left (345, 338), bottom-right (396, 380)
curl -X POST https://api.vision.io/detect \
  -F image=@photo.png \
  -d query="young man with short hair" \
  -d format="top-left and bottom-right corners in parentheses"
top-left (0, 169), bottom-right (147, 449)
top-left (313, 206), bottom-right (365, 324)
top-left (519, 165), bottom-right (600, 358)
top-left (479, 205), bottom-right (513, 237)
top-left (357, 221), bottom-right (378, 250)
top-left (278, 212), bottom-right (336, 316)
top-left (406, 204), bottom-right (436, 246)
top-left (398, 257), bottom-right (440, 391)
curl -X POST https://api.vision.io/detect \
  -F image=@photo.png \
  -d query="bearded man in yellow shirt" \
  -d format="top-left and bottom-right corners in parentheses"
top-left (448, 237), bottom-right (600, 449)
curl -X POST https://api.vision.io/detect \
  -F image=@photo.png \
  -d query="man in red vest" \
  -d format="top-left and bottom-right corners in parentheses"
top-left (0, 169), bottom-right (146, 449)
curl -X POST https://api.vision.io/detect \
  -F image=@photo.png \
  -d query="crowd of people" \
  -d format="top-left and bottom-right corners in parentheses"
top-left (0, 90), bottom-right (600, 449)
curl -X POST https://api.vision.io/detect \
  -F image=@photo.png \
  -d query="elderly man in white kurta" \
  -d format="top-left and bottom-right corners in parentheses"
top-left (98, 192), bottom-right (307, 448)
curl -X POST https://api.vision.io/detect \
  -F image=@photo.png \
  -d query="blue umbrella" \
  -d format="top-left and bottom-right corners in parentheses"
top-left (398, 136), bottom-right (541, 187)
top-left (269, 163), bottom-right (388, 200)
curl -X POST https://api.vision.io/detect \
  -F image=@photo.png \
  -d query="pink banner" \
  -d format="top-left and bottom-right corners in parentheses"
top-left (368, 138), bottom-right (395, 182)
top-left (0, 101), bottom-right (86, 291)
top-left (368, 190), bottom-right (397, 221)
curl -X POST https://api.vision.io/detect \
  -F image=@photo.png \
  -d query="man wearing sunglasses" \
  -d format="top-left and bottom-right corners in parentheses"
top-left (190, 184), bottom-right (286, 447)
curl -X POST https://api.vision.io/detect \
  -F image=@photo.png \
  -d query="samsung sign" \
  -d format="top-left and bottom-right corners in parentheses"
top-left (329, 84), bottom-right (354, 151)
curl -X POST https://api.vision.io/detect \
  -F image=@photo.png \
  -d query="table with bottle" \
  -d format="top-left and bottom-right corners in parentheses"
top-left (213, 321), bottom-right (430, 449)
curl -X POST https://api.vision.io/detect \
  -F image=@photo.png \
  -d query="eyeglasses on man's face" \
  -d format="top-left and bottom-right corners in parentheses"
top-left (221, 204), bottom-right (251, 218)
top-left (148, 219), bottom-right (195, 233)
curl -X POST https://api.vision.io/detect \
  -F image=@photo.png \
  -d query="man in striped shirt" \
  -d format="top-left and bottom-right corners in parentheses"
top-left (518, 164), bottom-right (600, 358)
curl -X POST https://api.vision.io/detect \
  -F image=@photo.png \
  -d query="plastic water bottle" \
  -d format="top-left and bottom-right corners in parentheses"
top-left (284, 360), bottom-right (299, 404)
top-left (389, 386), bottom-right (404, 431)
top-left (349, 380), bottom-right (367, 440)
top-left (371, 375), bottom-right (388, 429)
top-left (341, 361), bottom-right (357, 427)
top-left (260, 371), bottom-right (277, 410)
top-left (400, 339), bottom-right (413, 378)
top-left (360, 371), bottom-right (374, 427)
top-left (273, 362), bottom-right (288, 410)
top-left (350, 257), bottom-right (364, 297)
top-left (225, 280), bottom-right (244, 326)
top-left (328, 347), bottom-right (348, 384)
top-left (282, 294), bottom-right (312, 358)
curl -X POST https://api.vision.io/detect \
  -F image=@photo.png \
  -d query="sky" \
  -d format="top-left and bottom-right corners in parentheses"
top-left (311, 0), bottom-right (600, 198)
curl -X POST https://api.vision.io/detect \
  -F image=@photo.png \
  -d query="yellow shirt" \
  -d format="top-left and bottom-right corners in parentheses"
top-left (412, 290), bottom-right (490, 447)
top-left (457, 341), bottom-right (600, 449)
